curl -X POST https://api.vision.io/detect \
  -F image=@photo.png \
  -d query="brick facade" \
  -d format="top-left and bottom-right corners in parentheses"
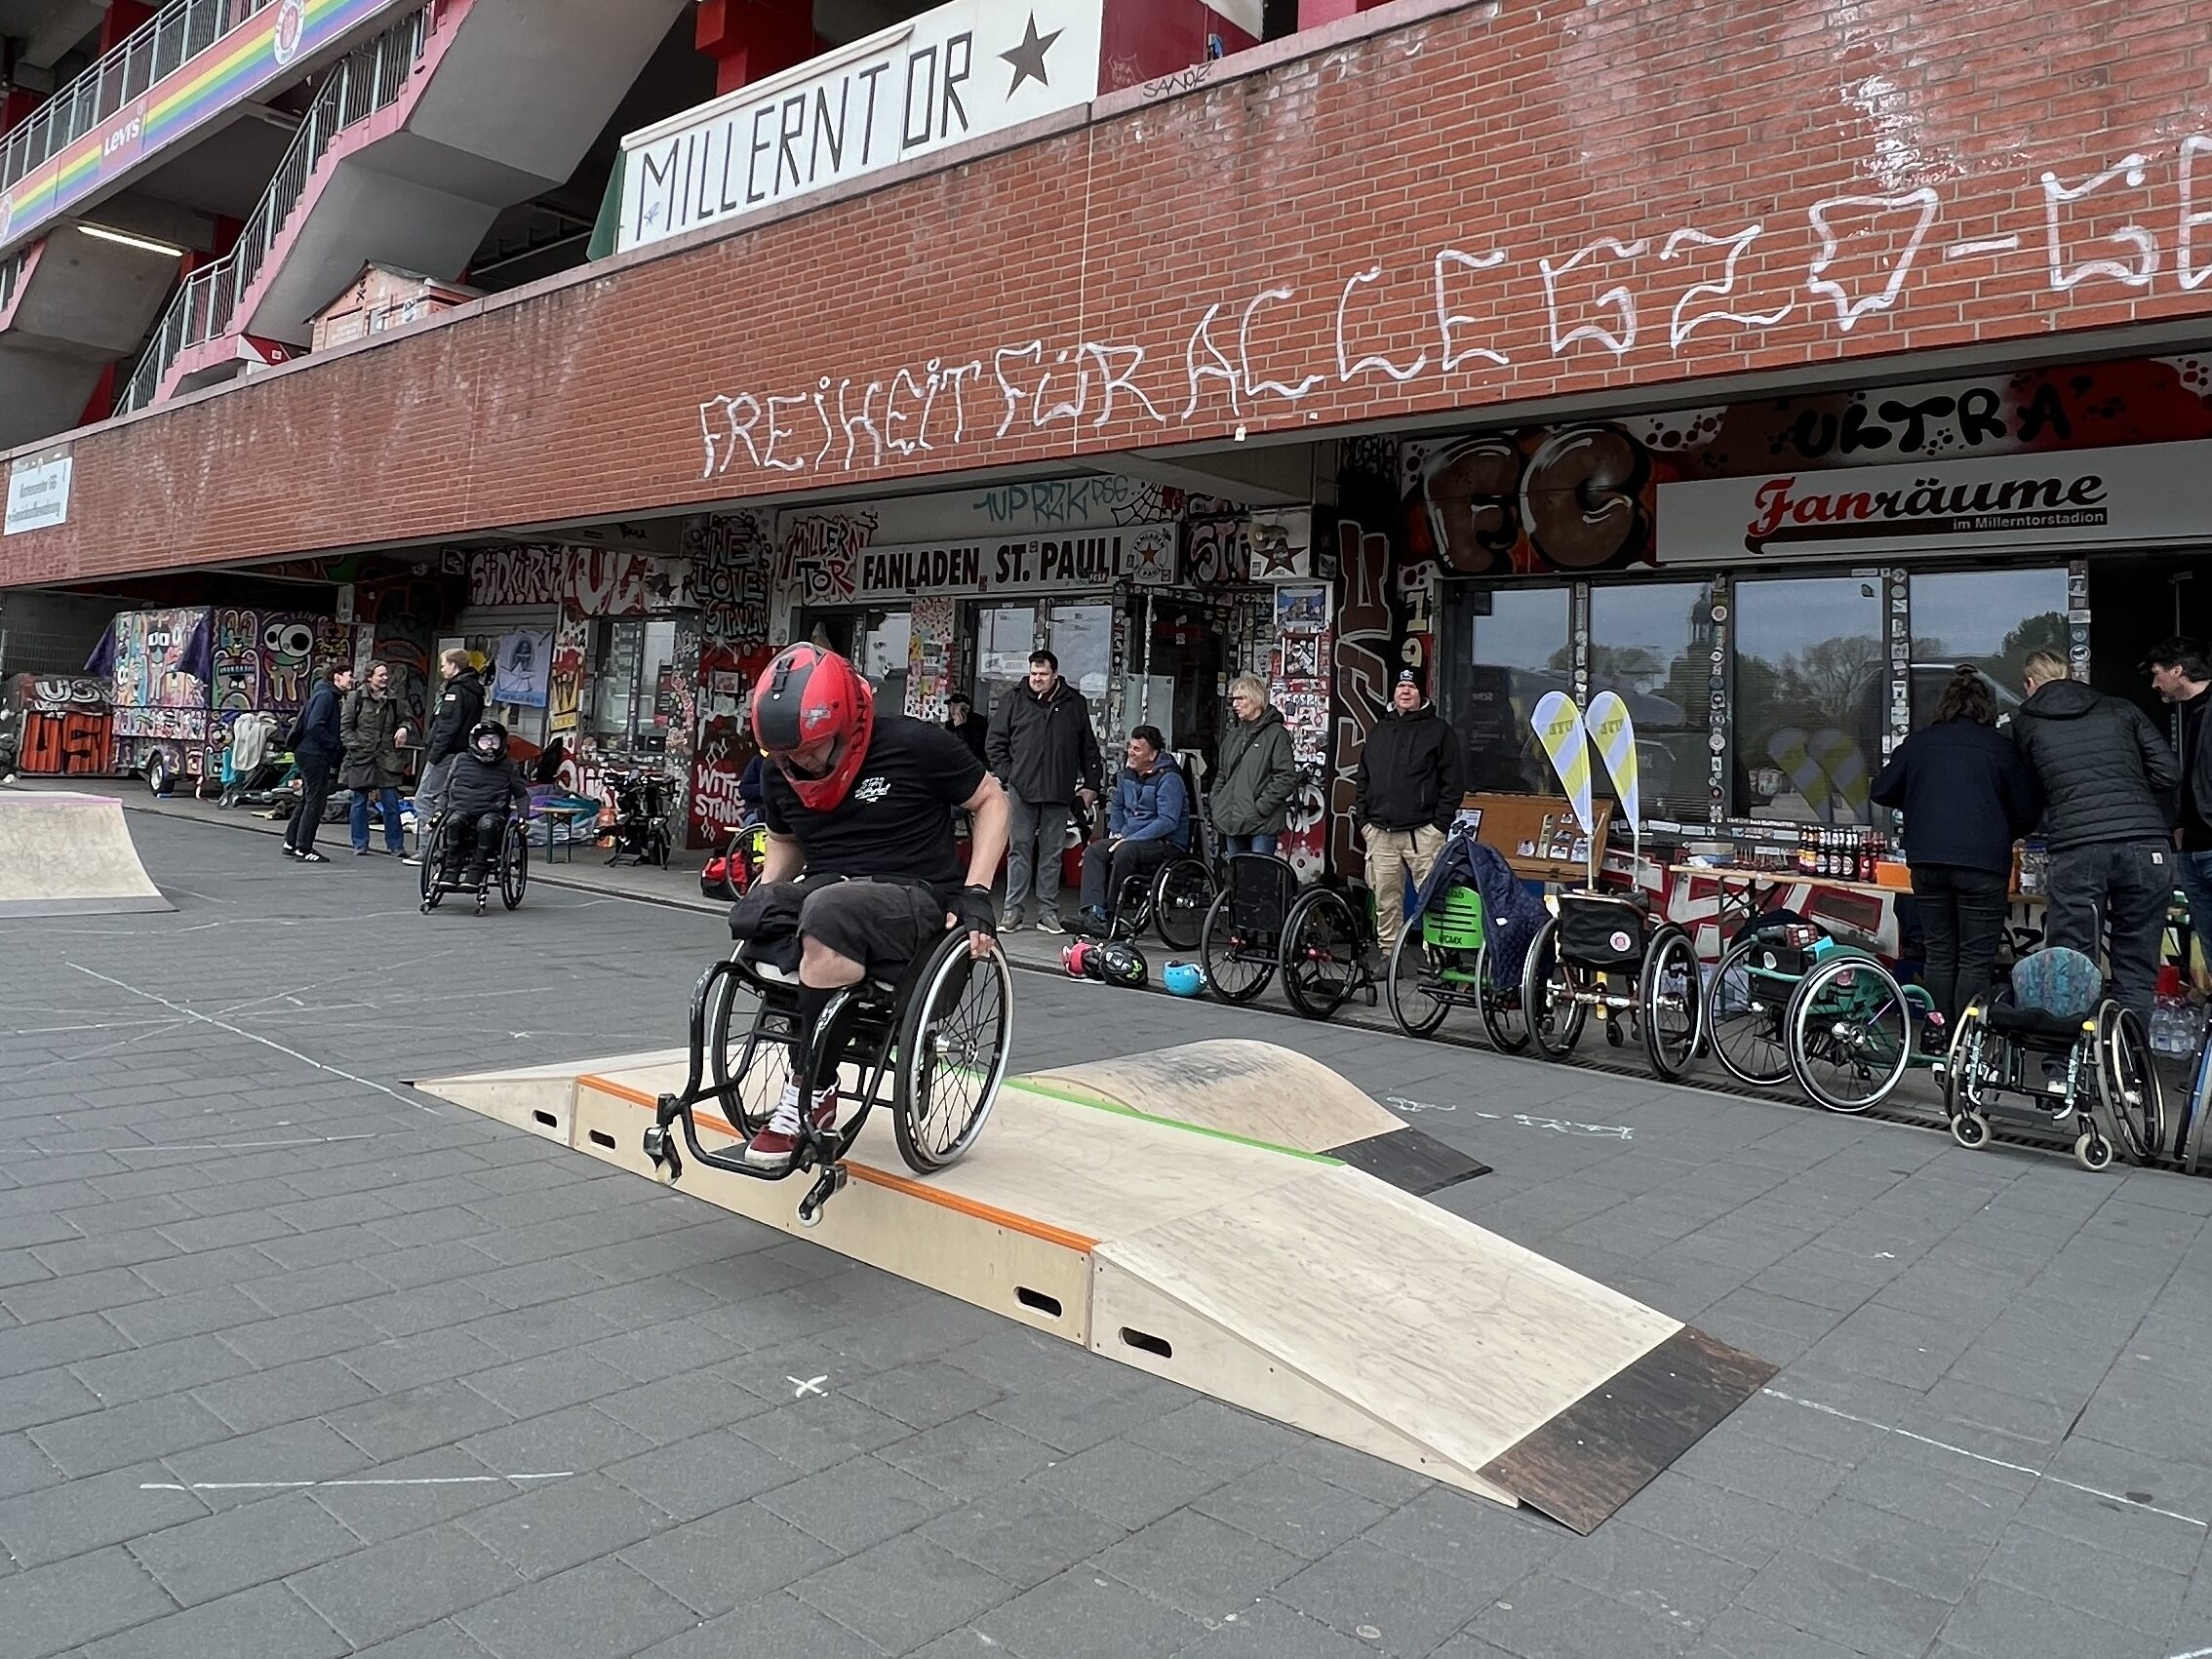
top-left (7, 0), bottom-right (2212, 586)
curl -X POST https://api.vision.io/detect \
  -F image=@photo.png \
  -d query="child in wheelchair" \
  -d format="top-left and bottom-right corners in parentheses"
top-left (436, 720), bottom-right (531, 889)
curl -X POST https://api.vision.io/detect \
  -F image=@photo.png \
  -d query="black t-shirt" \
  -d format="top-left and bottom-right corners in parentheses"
top-left (763, 713), bottom-right (984, 892)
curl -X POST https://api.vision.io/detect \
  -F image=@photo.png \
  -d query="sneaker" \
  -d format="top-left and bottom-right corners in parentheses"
top-left (1037, 912), bottom-right (1066, 935)
top-left (401, 855), bottom-right (423, 866)
top-left (745, 1083), bottom-right (840, 1169)
top-left (296, 850), bottom-right (328, 864)
top-left (1000, 912), bottom-right (1027, 932)
top-left (353, 847), bottom-right (372, 856)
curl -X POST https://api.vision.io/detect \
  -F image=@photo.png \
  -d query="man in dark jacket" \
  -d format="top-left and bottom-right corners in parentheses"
top-left (2013, 649), bottom-right (2178, 1029)
top-left (1075, 727), bottom-right (1190, 932)
top-left (283, 664), bottom-right (352, 863)
top-left (2148, 637), bottom-right (2212, 977)
top-left (439, 720), bottom-right (532, 886)
top-left (1354, 667), bottom-right (1465, 955)
top-left (985, 651), bottom-right (1101, 932)
top-left (943, 691), bottom-right (989, 765)
top-left (1213, 675), bottom-right (1300, 856)
top-left (410, 649), bottom-right (485, 865)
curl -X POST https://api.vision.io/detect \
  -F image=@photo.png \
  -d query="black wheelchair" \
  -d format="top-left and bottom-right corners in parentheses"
top-left (418, 811), bottom-right (529, 915)
top-left (1521, 888), bottom-right (1702, 1081)
top-left (645, 917), bottom-right (1015, 1224)
top-left (603, 768), bottom-right (673, 868)
top-left (1942, 946), bottom-right (2164, 1171)
top-left (1198, 852), bottom-right (1301, 1006)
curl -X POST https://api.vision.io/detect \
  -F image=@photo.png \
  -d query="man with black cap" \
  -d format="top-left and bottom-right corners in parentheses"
top-left (1355, 666), bottom-right (1465, 959)
top-left (2149, 636), bottom-right (2212, 973)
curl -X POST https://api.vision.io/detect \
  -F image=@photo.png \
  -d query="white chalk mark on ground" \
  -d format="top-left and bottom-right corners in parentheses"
top-left (1384, 1095), bottom-right (1635, 1138)
top-left (141, 1471), bottom-right (574, 1492)
top-left (7, 1134), bottom-right (383, 1156)
top-left (66, 964), bottom-right (440, 1116)
top-left (790, 1375), bottom-right (828, 1398)
top-left (1762, 1388), bottom-right (2209, 1529)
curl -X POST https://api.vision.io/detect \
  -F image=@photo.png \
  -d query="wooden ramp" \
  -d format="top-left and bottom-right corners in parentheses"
top-left (0, 791), bottom-right (171, 917)
top-left (418, 1041), bottom-right (1771, 1532)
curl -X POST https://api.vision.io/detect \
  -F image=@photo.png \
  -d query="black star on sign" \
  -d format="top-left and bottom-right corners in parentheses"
top-left (1001, 12), bottom-right (1062, 94)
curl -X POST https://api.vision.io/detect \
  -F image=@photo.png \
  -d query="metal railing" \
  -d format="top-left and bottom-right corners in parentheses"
top-left (0, 0), bottom-right (282, 195)
top-left (117, 6), bottom-right (430, 415)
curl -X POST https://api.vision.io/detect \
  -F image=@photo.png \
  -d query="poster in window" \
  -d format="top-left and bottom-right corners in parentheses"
top-left (494, 629), bottom-right (552, 708)
top-left (1276, 584), bottom-right (1328, 637)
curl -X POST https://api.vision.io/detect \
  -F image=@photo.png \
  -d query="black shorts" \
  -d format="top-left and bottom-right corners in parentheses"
top-left (780, 880), bottom-right (949, 983)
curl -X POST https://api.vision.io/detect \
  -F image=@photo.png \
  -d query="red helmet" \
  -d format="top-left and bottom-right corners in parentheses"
top-left (750, 644), bottom-right (875, 810)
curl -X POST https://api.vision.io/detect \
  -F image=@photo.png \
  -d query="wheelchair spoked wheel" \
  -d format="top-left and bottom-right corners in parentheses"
top-left (501, 822), bottom-right (529, 910)
top-left (1475, 948), bottom-right (1530, 1054)
top-left (1520, 919), bottom-right (1588, 1059)
top-left (418, 821), bottom-right (445, 912)
top-left (1703, 935), bottom-right (1794, 1087)
top-left (1199, 891), bottom-right (1275, 1005)
top-left (1786, 953), bottom-right (1913, 1115)
top-left (1151, 857), bottom-right (1215, 953)
top-left (1282, 887), bottom-right (1363, 1020)
top-left (2094, 1005), bottom-right (2165, 1166)
top-left (704, 967), bottom-right (791, 1136)
top-left (1639, 926), bottom-right (1701, 1082)
top-left (892, 935), bottom-right (1015, 1174)
top-left (1384, 928), bottom-right (1453, 1039)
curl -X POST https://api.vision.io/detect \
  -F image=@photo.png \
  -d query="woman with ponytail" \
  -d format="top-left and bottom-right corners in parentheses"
top-left (1871, 665), bottom-right (2043, 1032)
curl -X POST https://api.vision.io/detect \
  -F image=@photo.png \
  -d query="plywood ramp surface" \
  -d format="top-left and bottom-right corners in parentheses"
top-left (415, 1047), bottom-right (681, 1143)
top-left (0, 792), bottom-right (171, 917)
top-left (1022, 1040), bottom-right (1407, 1152)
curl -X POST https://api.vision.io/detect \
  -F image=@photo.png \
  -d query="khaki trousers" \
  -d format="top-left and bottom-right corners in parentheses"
top-left (1363, 823), bottom-right (1445, 948)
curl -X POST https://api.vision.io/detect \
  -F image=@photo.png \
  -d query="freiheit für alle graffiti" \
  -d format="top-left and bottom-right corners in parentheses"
top-left (696, 139), bottom-right (2212, 482)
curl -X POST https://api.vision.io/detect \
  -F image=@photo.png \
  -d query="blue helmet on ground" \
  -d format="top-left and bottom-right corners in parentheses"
top-left (1162, 960), bottom-right (1206, 997)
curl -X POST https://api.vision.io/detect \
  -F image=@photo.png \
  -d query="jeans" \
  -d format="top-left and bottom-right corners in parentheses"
top-left (1079, 837), bottom-right (1175, 919)
top-left (1005, 798), bottom-right (1071, 921)
top-left (1221, 832), bottom-right (1278, 857)
top-left (286, 755), bottom-right (334, 855)
top-left (2044, 840), bottom-right (2174, 1032)
top-left (350, 786), bottom-right (405, 852)
top-left (1363, 823), bottom-right (1445, 949)
top-left (1911, 863), bottom-right (2008, 1028)
top-left (2175, 847), bottom-right (2212, 979)
top-left (414, 757), bottom-right (454, 854)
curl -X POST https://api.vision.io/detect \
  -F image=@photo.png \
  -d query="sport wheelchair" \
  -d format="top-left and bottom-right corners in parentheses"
top-left (644, 919), bottom-right (1015, 1224)
top-left (1198, 852), bottom-right (1301, 1006)
top-left (1521, 888), bottom-right (1701, 1081)
top-left (1943, 946), bottom-right (2164, 1171)
top-left (418, 811), bottom-right (528, 915)
top-left (1386, 878), bottom-right (1529, 1052)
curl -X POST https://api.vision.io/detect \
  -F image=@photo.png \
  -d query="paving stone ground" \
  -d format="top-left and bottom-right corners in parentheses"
top-left (5, 806), bottom-right (2212, 1659)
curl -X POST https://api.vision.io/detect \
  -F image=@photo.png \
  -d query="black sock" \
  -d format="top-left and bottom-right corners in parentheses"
top-left (793, 982), bottom-right (839, 1099)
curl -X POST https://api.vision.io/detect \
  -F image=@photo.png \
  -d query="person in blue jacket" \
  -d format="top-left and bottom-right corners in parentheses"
top-left (282, 663), bottom-right (351, 863)
top-left (1871, 664), bottom-right (2043, 1031)
top-left (1074, 725), bottom-right (1189, 933)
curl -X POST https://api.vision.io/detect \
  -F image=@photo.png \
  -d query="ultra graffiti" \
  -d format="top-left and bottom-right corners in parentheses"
top-left (696, 138), bottom-right (2212, 482)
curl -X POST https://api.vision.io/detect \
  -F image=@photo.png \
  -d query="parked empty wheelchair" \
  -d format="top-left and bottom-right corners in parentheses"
top-left (1521, 888), bottom-right (1701, 1081)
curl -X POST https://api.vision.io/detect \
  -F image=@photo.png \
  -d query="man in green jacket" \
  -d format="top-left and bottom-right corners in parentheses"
top-left (1211, 675), bottom-right (1300, 855)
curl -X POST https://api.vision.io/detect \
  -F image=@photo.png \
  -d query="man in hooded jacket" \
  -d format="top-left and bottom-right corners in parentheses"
top-left (1355, 667), bottom-right (1465, 956)
top-left (2011, 649), bottom-right (2178, 1031)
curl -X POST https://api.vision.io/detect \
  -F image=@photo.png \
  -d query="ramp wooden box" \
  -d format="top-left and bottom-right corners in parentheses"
top-left (420, 1039), bottom-right (1772, 1532)
top-left (0, 791), bottom-right (171, 917)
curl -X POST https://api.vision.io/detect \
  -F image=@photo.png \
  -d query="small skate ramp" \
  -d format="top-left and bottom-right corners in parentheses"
top-left (0, 792), bottom-right (170, 918)
top-left (419, 1041), bottom-right (1770, 1531)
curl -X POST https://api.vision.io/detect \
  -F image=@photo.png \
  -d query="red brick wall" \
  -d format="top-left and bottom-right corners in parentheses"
top-left (10, 0), bottom-right (2212, 586)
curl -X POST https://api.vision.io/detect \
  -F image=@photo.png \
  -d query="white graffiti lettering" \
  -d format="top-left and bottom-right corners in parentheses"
top-left (1434, 247), bottom-right (1509, 372)
top-left (2041, 153), bottom-right (2158, 291)
top-left (1239, 286), bottom-right (1323, 402)
top-left (1336, 264), bottom-right (1427, 383)
top-left (1658, 223), bottom-right (1793, 349)
top-left (993, 341), bottom-right (1044, 439)
top-left (1805, 187), bottom-right (1940, 331)
top-left (1541, 237), bottom-right (1648, 358)
top-left (2182, 137), bottom-right (2212, 292)
top-left (1181, 301), bottom-right (1242, 419)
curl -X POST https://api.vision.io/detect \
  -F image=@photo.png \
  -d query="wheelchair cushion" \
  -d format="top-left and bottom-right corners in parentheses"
top-left (1983, 1001), bottom-right (2090, 1046)
top-left (2009, 946), bottom-right (2101, 1021)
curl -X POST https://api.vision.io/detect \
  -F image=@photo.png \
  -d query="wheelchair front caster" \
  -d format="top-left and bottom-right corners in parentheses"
top-left (1950, 1110), bottom-right (1990, 1151)
top-left (797, 1164), bottom-right (848, 1228)
top-left (642, 1125), bottom-right (681, 1180)
top-left (2074, 1129), bottom-right (2113, 1173)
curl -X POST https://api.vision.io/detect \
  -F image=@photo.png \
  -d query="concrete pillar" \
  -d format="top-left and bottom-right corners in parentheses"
top-left (693, 0), bottom-right (816, 99)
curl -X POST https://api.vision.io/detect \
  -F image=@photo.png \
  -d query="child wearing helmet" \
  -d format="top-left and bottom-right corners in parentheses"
top-left (440, 720), bottom-right (531, 886)
top-left (743, 644), bottom-right (1011, 1170)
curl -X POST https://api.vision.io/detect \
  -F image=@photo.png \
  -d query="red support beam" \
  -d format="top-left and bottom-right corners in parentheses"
top-left (79, 363), bottom-right (117, 426)
top-left (100, 1), bottom-right (157, 53)
top-left (0, 88), bottom-right (44, 137)
top-left (693, 0), bottom-right (817, 98)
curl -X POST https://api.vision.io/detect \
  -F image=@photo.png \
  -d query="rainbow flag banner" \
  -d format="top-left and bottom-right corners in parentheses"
top-left (0, 0), bottom-right (406, 255)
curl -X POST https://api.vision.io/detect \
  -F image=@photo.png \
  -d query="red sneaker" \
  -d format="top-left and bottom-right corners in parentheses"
top-left (744, 1083), bottom-right (838, 1169)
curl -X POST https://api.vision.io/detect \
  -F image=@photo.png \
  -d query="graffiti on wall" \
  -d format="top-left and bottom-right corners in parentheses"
top-left (687, 511), bottom-right (775, 681)
top-left (1185, 516), bottom-right (1250, 587)
top-left (780, 510), bottom-right (880, 610)
top-left (968, 475), bottom-right (1174, 528)
top-left (548, 616), bottom-right (588, 736)
top-left (468, 544), bottom-right (565, 608)
top-left (688, 717), bottom-right (752, 845)
top-left (693, 138), bottom-right (2212, 484)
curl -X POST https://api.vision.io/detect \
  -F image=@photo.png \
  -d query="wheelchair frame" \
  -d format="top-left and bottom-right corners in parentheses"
top-left (1384, 879), bottom-right (1529, 1053)
top-left (1943, 992), bottom-right (2161, 1171)
top-left (418, 813), bottom-right (529, 915)
top-left (1521, 889), bottom-right (1702, 1082)
top-left (644, 928), bottom-right (1014, 1225)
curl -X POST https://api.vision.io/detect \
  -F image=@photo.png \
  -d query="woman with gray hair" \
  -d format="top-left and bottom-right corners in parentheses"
top-left (1211, 674), bottom-right (1300, 856)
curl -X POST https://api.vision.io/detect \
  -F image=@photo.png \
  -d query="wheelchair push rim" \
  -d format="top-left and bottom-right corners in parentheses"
top-left (1786, 951), bottom-right (1913, 1114)
top-left (2096, 1004), bottom-right (2165, 1167)
top-left (892, 936), bottom-right (1016, 1174)
top-left (1282, 887), bottom-right (1363, 1020)
top-left (1639, 926), bottom-right (1701, 1082)
top-left (501, 821), bottom-right (529, 910)
top-left (1200, 889), bottom-right (1276, 1005)
top-left (1703, 934), bottom-right (1795, 1087)
top-left (1385, 925), bottom-right (1456, 1039)
top-left (1520, 917), bottom-right (1588, 1059)
top-left (1151, 856), bottom-right (1216, 953)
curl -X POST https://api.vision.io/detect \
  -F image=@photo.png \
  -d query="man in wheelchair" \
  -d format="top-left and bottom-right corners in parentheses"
top-left (741, 644), bottom-right (1008, 1170)
top-left (437, 720), bottom-right (531, 887)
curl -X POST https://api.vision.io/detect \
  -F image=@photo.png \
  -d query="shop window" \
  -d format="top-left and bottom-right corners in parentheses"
top-left (586, 618), bottom-right (678, 754)
top-left (854, 611), bottom-right (911, 714)
top-left (973, 604), bottom-right (1038, 728)
top-left (1733, 575), bottom-right (1885, 825)
top-left (1908, 567), bottom-right (2067, 727)
top-left (1047, 603), bottom-right (1113, 737)
top-left (1440, 584), bottom-right (1571, 795)
top-left (1588, 580), bottom-right (1718, 822)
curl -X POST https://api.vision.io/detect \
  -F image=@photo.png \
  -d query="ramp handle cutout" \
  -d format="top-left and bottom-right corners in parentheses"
top-left (587, 1129), bottom-right (617, 1150)
top-left (533, 1110), bottom-right (559, 1128)
top-left (1118, 1326), bottom-right (1173, 1360)
top-left (1015, 1286), bottom-right (1063, 1318)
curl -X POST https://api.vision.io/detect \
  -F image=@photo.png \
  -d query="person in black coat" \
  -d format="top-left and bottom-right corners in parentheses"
top-left (1353, 667), bottom-right (1466, 955)
top-left (1871, 665), bottom-right (2042, 1030)
top-left (2010, 649), bottom-right (2180, 1032)
top-left (943, 691), bottom-right (989, 766)
top-left (985, 652), bottom-right (1102, 932)
top-left (440, 721), bottom-right (532, 885)
top-left (283, 664), bottom-right (352, 863)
